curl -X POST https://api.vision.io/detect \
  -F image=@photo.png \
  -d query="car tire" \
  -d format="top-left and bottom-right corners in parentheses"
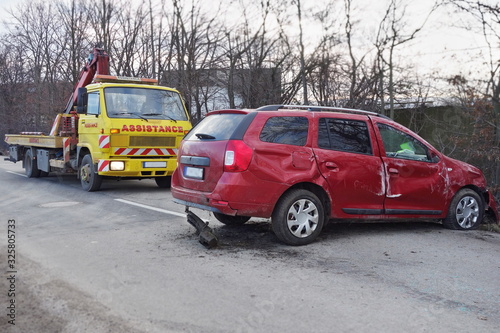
top-left (272, 189), bottom-right (325, 245)
top-left (80, 154), bottom-right (102, 192)
top-left (155, 176), bottom-right (172, 188)
top-left (213, 213), bottom-right (251, 225)
top-left (25, 149), bottom-right (41, 178)
top-left (443, 189), bottom-right (484, 230)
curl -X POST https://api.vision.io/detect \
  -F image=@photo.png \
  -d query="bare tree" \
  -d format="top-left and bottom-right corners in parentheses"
top-left (375, 0), bottom-right (436, 118)
top-left (56, 0), bottom-right (92, 84)
top-left (112, 1), bottom-right (148, 76)
top-left (88, 0), bottom-right (117, 54)
top-left (445, 0), bottom-right (500, 193)
top-left (5, 1), bottom-right (67, 129)
top-left (166, 0), bottom-right (226, 120)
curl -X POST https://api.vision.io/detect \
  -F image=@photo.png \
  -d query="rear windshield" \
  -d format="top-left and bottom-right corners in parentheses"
top-left (185, 113), bottom-right (248, 141)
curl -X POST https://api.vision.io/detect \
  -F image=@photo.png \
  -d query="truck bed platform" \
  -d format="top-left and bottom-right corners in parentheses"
top-left (5, 134), bottom-right (64, 148)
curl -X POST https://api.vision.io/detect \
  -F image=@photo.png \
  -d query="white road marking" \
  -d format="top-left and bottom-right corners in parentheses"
top-left (114, 198), bottom-right (186, 218)
top-left (6, 171), bottom-right (27, 177)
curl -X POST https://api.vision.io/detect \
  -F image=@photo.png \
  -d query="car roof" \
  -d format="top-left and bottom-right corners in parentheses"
top-left (255, 105), bottom-right (390, 119)
top-left (205, 105), bottom-right (390, 120)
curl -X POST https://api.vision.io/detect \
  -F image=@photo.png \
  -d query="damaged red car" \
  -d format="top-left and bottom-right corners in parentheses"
top-left (172, 105), bottom-right (498, 245)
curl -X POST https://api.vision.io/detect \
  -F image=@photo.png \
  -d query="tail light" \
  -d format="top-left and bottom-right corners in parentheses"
top-left (224, 140), bottom-right (253, 172)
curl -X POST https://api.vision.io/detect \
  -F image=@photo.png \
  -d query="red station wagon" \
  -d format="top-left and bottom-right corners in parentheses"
top-left (172, 105), bottom-right (499, 245)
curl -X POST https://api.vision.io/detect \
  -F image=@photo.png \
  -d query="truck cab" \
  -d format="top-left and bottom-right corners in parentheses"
top-left (76, 75), bottom-right (191, 190)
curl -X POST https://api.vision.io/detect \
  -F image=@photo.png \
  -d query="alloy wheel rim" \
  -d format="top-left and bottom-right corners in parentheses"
top-left (456, 196), bottom-right (479, 229)
top-left (286, 199), bottom-right (319, 238)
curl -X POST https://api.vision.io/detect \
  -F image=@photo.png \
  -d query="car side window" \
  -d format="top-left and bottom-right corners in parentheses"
top-left (377, 124), bottom-right (432, 162)
top-left (260, 116), bottom-right (308, 146)
top-left (318, 118), bottom-right (372, 155)
top-left (87, 92), bottom-right (100, 115)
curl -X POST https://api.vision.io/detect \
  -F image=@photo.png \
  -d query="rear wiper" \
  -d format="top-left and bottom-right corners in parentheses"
top-left (195, 133), bottom-right (216, 140)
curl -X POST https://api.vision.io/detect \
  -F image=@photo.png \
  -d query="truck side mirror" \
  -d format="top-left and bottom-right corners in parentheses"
top-left (77, 88), bottom-right (88, 114)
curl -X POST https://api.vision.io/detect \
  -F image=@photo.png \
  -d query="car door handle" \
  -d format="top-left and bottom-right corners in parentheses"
top-left (388, 168), bottom-right (399, 174)
top-left (325, 162), bottom-right (339, 171)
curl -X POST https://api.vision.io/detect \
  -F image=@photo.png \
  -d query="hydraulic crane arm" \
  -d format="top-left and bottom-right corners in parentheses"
top-left (64, 48), bottom-right (110, 114)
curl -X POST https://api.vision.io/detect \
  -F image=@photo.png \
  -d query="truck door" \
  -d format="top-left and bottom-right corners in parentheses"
top-left (314, 116), bottom-right (386, 218)
top-left (78, 92), bottom-right (103, 152)
top-left (374, 122), bottom-right (447, 216)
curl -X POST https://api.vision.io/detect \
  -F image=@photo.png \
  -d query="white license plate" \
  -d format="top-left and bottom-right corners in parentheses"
top-left (184, 166), bottom-right (204, 180)
top-left (143, 161), bottom-right (167, 168)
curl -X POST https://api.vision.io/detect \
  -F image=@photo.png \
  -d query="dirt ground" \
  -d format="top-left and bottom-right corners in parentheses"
top-left (1, 252), bottom-right (145, 333)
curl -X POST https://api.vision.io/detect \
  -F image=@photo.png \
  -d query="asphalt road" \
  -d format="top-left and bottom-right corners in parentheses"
top-left (0, 158), bottom-right (499, 332)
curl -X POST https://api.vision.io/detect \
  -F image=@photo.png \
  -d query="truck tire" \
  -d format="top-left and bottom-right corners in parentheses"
top-left (24, 149), bottom-right (41, 178)
top-left (155, 176), bottom-right (171, 188)
top-left (80, 154), bottom-right (102, 191)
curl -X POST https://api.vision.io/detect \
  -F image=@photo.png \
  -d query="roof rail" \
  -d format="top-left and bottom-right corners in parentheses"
top-left (255, 104), bottom-right (390, 119)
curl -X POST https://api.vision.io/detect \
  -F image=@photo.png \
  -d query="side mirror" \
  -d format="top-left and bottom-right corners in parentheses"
top-left (429, 151), bottom-right (440, 163)
top-left (76, 88), bottom-right (88, 114)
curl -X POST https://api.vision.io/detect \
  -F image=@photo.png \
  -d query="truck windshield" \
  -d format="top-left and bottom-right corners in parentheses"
top-left (104, 87), bottom-right (188, 121)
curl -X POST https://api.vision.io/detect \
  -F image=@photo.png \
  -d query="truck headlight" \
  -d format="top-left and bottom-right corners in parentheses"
top-left (110, 161), bottom-right (125, 171)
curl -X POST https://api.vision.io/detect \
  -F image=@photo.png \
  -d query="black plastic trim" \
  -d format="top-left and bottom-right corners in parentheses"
top-left (385, 209), bottom-right (442, 215)
top-left (179, 155), bottom-right (210, 166)
top-left (342, 208), bottom-right (384, 215)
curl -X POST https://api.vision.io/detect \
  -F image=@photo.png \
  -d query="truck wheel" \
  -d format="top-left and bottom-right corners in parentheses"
top-left (272, 189), bottom-right (325, 246)
top-left (443, 189), bottom-right (484, 230)
top-left (155, 176), bottom-right (171, 188)
top-left (24, 149), bottom-right (41, 178)
top-left (213, 213), bottom-right (251, 225)
top-left (80, 154), bottom-right (102, 192)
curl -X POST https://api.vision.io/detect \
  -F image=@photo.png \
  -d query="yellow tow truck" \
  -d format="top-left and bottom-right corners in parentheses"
top-left (5, 48), bottom-right (191, 191)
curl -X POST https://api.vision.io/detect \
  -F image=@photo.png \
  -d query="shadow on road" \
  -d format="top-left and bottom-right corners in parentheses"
top-left (203, 219), bottom-right (444, 251)
top-left (28, 172), bottom-right (169, 193)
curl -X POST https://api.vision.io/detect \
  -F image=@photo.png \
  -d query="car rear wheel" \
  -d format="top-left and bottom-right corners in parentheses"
top-left (213, 213), bottom-right (251, 225)
top-left (443, 189), bottom-right (484, 230)
top-left (272, 189), bottom-right (325, 245)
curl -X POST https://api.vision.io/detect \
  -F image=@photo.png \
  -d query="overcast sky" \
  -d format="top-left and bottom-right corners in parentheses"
top-left (0, 0), bottom-right (14, 18)
top-left (0, 0), bottom-right (493, 80)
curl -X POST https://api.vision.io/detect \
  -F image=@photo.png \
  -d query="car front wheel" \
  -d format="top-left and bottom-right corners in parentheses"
top-left (443, 189), bottom-right (484, 230)
top-left (272, 189), bottom-right (325, 245)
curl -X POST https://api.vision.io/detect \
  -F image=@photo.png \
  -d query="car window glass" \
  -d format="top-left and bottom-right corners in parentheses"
top-left (87, 92), bottom-right (100, 115)
top-left (318, 118), bottom-right (372, 155)
top-left (185, 113), bottom-right (246, 141)
top-left (260, 116), bottom-right (308, 146)
top-left (377, 124), bottom-right (432, 162)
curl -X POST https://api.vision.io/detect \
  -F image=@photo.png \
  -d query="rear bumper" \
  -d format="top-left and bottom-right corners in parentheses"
top-left (173, 198), bottom-right (225, 214)
top-left (171, 184), bottom-right (242, 216)
top-left (171, 170), bottom-right (277, 217)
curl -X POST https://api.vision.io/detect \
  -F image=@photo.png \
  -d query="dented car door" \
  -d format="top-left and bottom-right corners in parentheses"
top-left (374, 120), bottom-right (448, 216)
top-left (313, 115), bottom-right (386, 218)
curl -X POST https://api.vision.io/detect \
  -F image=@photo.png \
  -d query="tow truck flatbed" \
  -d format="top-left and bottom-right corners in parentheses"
top-left (5, 134), bottom-right (64, 148)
